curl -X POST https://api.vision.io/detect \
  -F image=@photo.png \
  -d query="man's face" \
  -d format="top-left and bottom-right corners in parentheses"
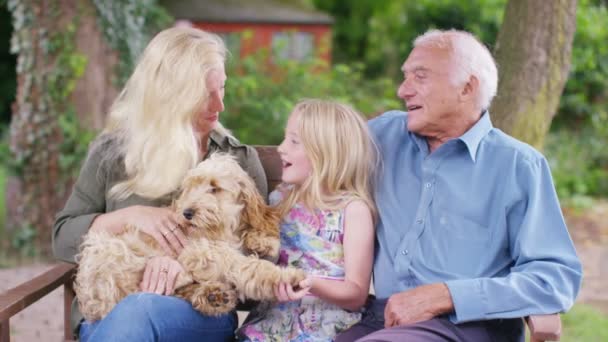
top-left (397, 46), bottom-right (462, 136)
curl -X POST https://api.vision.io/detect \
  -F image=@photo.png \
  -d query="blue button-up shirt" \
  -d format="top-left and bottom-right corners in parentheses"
top-left (370, 110), bottom-right (582, 323)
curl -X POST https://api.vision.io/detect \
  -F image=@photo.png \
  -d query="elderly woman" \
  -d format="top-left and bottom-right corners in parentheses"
top-left (53, 27), bottom-right (267, 342)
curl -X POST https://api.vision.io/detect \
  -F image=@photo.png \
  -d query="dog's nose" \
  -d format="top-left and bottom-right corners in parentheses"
top-left (183, 208), bottom-right (194, 220)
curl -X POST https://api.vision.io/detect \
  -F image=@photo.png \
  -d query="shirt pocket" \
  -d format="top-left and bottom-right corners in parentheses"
top-left (438, 210), bottom-right (491, 242)
top-left (432, 210), bottom-right (492, 275)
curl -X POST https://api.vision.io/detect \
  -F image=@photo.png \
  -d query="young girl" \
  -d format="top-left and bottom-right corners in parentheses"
top-left (237, 99), bottom-right (378, 341)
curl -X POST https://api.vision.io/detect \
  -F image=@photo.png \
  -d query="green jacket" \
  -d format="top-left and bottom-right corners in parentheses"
top-left (52, 129), bottom-right (267, 335)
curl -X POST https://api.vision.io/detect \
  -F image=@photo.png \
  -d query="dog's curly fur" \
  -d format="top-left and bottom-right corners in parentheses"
top-left (75, 153), bottom-right (306, 321)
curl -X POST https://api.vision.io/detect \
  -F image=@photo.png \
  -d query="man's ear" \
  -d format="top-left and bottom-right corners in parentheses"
top-left (460, 74), bottom-right (479, 103)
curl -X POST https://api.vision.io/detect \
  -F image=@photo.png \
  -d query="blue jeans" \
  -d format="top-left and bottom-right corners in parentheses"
top-left (79, 293), bottom-right (237, 342)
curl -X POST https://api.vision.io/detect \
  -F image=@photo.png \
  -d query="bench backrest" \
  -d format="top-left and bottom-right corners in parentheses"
top-left (254, 146), bottom-right (282, 192)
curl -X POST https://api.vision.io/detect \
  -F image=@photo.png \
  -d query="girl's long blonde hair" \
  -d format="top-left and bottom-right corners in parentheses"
top-left (95, 27), bottom-right (228, 200)
top-left (278, 99), bottom-right (379, 219)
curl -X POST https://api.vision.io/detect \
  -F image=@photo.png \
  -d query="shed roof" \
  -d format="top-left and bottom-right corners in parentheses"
top-left (160, 0), bottom-right (333, 25)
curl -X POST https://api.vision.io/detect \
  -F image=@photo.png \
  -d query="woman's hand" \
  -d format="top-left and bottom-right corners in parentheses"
top-left (140, 256), bottom-right (186, 295)
top-left (273, 277), bottom-right (313, 302)
top-left (131, 206), bottom-right (188, 257)
top-left (91, 205), bottom-right (188, 257)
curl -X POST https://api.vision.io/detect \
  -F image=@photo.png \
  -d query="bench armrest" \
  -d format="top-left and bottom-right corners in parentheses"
top-left (0, 262), bottom-right (76, 342)
top-left (527, 314), bottom-right (562, 341)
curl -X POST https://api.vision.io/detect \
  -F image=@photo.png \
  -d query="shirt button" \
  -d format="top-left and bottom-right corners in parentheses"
top-left (402, 250), bottom-right (409, 255)
top-left (416, 219), bottom-right (423, 224)
top-left (425, 182), bottom-right (432, 188)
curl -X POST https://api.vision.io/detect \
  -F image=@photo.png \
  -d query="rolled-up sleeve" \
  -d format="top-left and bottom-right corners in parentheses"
top-left (446, 157), bottom-right (583, 322)
top-left (53, 145), bottom-right (107, 263)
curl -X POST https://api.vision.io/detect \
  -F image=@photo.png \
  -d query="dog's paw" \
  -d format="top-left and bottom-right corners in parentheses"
top-left (205, 285), bottom-right (237, 308)
top-left (280, 267), bottom-right (307, 287)
top-left (188, 282), bottom-right (237, 316)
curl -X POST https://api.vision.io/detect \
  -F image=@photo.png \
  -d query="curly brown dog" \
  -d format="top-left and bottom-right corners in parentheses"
top-left (75, 153), bottom-right (306, 321)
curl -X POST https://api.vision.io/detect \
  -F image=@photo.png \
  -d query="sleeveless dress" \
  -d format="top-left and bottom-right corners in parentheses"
top-left (237, 191), bottom-right (362, 342)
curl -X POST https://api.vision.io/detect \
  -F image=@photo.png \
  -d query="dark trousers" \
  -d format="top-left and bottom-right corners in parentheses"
top-left (335, 297), bottom-right (524, 342)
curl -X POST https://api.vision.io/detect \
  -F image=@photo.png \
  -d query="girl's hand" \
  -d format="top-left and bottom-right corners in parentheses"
top-left (274, 277), bottom-right (313, 302)
top-left (92, 205), bottom-right (188, 257)
top-left (140, 256), bottom-right (186, 295)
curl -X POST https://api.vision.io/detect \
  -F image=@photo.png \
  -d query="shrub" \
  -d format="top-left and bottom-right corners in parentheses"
top-left (223, 50), bottom-right (400, 145)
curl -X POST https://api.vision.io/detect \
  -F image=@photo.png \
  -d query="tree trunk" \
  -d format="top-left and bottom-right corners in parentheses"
top-left (491, 0), bottom-right (577, 150)
top-left (72, 2), bottom-right (118, 131)
top-left (7, 0), bottom-right (116, 256)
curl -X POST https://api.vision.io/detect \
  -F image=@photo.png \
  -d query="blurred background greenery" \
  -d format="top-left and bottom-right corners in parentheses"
top-left (0, 0), bottom-right (605, 210)
top-left (222, 0), bottom-right (608, 203)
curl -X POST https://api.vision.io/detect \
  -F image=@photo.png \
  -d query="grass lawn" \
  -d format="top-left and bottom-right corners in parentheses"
top-left (561, 304), bottom-right (608, 341)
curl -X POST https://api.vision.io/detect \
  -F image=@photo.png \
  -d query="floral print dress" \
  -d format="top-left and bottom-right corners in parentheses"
top-left (237, 191), bottom-right (362, 342)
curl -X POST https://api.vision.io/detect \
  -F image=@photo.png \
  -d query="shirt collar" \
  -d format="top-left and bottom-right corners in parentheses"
top-left (458, 111), bottom-right (493, 162)
top-left (408, 111), bottom-right (493, 161)
top-left (209, 129), bottom-right (225, 148)
top-left (410, 131), bottom-right (429, 155)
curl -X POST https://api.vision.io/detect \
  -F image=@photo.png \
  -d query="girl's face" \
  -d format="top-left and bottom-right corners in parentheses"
top-left (277, 113), bottom-right (312, 185)
top-left (194, 68), bottom-right (226, 135)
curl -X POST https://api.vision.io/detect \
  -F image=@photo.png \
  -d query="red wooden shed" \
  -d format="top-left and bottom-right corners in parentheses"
top-left (160, 0), bottom-right (334, 64)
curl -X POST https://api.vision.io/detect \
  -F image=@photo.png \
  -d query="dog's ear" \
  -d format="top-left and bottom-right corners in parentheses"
top-left (238, 176), bottom-right (280, 239)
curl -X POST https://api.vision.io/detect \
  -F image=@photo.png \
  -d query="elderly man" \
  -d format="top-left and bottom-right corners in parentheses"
top-left (337, 29), bottom-right (582, 341)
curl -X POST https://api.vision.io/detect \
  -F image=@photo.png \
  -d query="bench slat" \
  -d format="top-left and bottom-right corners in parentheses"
top-left (255, 145), bottom-right (282, 191)
top-left (0, 262), bottom-right (75, 321)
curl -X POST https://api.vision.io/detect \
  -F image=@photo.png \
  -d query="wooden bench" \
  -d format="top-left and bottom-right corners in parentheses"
top-left (0, 146), bottom-right (562, 341)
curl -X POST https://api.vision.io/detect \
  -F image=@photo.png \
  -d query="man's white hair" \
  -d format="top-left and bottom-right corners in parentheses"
top-left (414, 29), bottom-right (498, 111)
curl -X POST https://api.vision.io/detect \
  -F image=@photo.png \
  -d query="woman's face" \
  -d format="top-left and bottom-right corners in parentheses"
top-left (194, 68), bottom-right (227, 135)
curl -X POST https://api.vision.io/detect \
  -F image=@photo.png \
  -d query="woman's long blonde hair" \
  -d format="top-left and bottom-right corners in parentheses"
top-left (95, 27), bottom-right (228, 200)
top-left (278, 99), bottom-right (379, 219)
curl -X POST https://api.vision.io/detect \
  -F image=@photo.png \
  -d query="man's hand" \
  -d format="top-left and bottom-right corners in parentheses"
top-left (384, 283), bottom-right (454, 328)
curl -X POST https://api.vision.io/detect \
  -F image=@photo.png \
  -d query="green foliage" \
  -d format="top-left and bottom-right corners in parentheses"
top-left (546, 129), bottom-right (608, 199)
top-left (58, 108), bottom-right (95, 178)
top-left (562, 304), bottom-right (608, 341)
top-left (366, 0), bottom-right (504, 77)
top-left (556, 0), bottom-right (608, 129)
top-left (548, 1), bottom-right (608, 201)
top-left (44, 18), bottom-right (95, 179)
top-left (314, 0), bottom-right (505, 78)
top-left (10, 223), bottom-right (37, 257)
top-left (316, 0), bottom-right (607, 200)
top-left (93, 0), bottom-right (173, 86)
top-left (312, 0), bottom-right (383, 68)
top-left (222, 49), bottom-right (400, 145)
top-left (47, 22), bottom-right (88, 102)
